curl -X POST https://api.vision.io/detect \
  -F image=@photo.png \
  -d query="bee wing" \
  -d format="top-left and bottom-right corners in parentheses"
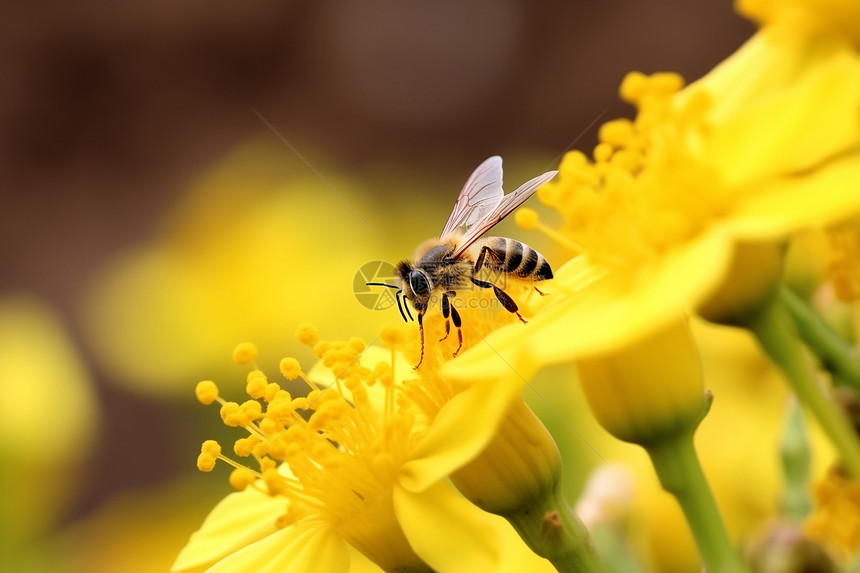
top-left (451, 169), bottom-right (558, 258)
top-left (440, 156), bottom-right (504, 238)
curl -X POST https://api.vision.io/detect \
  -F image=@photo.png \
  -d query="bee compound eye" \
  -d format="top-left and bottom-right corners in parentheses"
top-left (409, 271), bottom-right (430, 295)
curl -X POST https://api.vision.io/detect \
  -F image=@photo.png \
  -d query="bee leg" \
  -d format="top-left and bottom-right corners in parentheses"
top-left (414, 312), bottom-right (425, 370)
top-left (474, 245), bottom-right (504, 274)
top-left (534, 286), bottom-right (548, 296)
top-left (471, 277), bottom-right (527, 324)
top-left (439, 292), bottom-right (452, 342)
top-left (450, 304), bottom-right (463, 357)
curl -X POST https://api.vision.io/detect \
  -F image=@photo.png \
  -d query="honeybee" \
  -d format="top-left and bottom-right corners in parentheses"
top-left (368, 156), bottom-right (557, 368)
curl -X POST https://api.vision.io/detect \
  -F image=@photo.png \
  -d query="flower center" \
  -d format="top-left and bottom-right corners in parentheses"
top-left (196, 331), bottom-right (432, 570)
top-left (534, 72), bottom-right (730, 272)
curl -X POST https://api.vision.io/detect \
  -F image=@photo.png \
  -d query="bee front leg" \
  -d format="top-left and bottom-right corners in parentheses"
top-left (439, 291), bottom-right (452, 342)
top-left (414, 312), bottom-right (426, 370)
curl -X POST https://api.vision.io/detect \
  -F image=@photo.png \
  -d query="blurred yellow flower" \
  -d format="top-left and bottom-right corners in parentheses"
top-left (826, 216), bottom-right (860, 303)
top-left (175, 327), bottom-right (556, 573)
top-left (0, 294), bottom-right (98, 567)
top-left (82, 139), bottom-right (390, 397)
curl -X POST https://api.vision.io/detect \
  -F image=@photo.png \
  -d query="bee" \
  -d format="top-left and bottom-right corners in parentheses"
top-left (367, 156), bottom-right (557, 369)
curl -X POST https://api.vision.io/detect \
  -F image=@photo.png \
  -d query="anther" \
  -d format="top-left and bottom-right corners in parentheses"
top-left (196, 380), bottom-right (219, 405)
top-left (233, 342), bottom-right (258, 365)
top-left (229, 467), bottom-right (257, 491)
top-left (280, 357), bottom-right (302, 381)
top-left (295, 323), bottom-right (319, 347)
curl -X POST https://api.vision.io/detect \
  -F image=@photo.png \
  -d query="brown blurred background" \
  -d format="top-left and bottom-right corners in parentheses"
top-left (0, 0), bottom-right (754, 563)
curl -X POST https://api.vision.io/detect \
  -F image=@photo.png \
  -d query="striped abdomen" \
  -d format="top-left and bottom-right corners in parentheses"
top-left (475, 236), bottom-right (553, 281)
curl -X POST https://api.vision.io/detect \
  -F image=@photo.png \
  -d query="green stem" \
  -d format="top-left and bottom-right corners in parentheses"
top-left (646, 431), bottom-right (744, 573)
top-left (780, 287), bottom-right (860, 392)
top-left (588, 524), bottom-right (646, 573)
top-left (748, 295), bottom-right (860, 478)
top-left (779, 398), bottom-right (812, 522)
top-left (503, 486), bottom-right (608, 573)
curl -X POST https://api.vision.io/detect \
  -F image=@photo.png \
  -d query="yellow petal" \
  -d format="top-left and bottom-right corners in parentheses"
top-left (398, 373), bottom-right (525, 492)
top-left (172, 489), bottom-right (283, 571)
top-left (395, 481), bottom-right (555, 572)
top-left (698, 33), bottom-right (860, 187)
top-left (737, 0), bottom-right (860, 47)
top-left (448, 229), bottom-right (734, 381)
top-left (345, 546), bottom-right (386, 573)
top-left (728, 152), bottom-right (860, 239)
top-left (393, 481), bottom-right (503, 573)
top-left (205, 523), bottom-right (349, 573)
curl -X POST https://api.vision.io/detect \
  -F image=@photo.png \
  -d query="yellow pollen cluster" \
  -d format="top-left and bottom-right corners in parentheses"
top-left (196, 439), bottom-right (221, 472)
top-left (295, 322), bottom-right (319, 347)
top-left (195, 380), bottom-right (219, 405)
top-left (232, 342), bottom-right (258, 365)
top-left (192, 329), bottom-right (431, 540)
top-left (805, 466), bottom-right (860, 559)
top-left (535, 71), bottom-right (725, 269)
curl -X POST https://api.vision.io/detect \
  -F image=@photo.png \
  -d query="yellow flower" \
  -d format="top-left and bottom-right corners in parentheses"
top-left (0, 294), bottom-right (99, 567)
top-left (449, 11), bottom-right (860, 381)
top-left (174, 328), bottom-right (556, 573)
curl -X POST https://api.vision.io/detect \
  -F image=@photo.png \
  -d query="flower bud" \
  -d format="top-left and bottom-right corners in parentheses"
top-left (698, 241), bottom-right (785, 326)
top-left (450, 398), bottom-right (562, 514)
top-left (577, 318), bottom-right (709, 445)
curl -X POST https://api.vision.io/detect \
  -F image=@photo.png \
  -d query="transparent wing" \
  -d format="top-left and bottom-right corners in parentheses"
top-left (440, 156), bottom-right (504, 238)
top-left (452, 169), bottom-right (558, 258)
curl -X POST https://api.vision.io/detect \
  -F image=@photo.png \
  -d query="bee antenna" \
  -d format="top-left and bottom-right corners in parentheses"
top-left (367, 281), bottom-right (413, 322)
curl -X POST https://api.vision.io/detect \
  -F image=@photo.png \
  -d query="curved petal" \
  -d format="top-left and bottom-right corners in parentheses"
top-left (446, 228), bottom-right (735, 382)
top-left (706, 37), bottom-right (860, 188)
top-left (398, 372), bottom-right (525, 492)
top-left (393, 482), bottom-right (503, 573)
top-left (206, 522), bottom-right (349, 573)
top-left (172, 489), bottom-right (284, 571)
top-left (736, 0), bottom-right (860, 47)
top-left (346, 546), bottom-right (386, 573)
top-left (728, 152), bottom-right (860, 239)
top-left (394, 481), bottom-right (555, 572)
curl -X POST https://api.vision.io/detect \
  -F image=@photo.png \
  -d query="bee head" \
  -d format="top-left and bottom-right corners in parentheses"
top-left (396, 260), bottom-right (432, 311)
